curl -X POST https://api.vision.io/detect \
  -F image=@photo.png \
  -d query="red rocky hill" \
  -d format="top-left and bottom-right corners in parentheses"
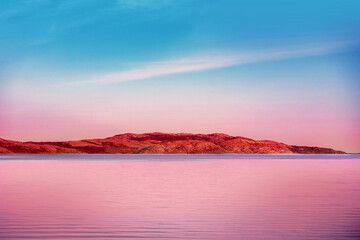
top-left (0, 133), bottom-right (346, 154)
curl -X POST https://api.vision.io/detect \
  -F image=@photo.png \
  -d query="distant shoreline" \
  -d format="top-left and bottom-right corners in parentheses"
top-left (0, 132), bottom-right (346, 154)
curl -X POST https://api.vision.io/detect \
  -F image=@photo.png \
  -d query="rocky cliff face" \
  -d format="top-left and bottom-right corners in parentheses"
top-left (0, 133), bottom-right (346, 154)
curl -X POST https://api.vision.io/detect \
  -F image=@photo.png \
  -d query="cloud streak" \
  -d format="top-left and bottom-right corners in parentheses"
top-left (116, 0), bottom-right (182, 9)
top-left (69, 41), bottom-right (358, 86)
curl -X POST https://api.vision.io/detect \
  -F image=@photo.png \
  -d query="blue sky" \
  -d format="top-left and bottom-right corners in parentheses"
top-left (0, 0), bottom-right (360, 152)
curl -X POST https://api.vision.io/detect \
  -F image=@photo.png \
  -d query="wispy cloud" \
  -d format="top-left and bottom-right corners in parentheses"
top-left (69, 41), bottom-right (358, 86)
top-left (0, 7), bottom-right (25, 20)
top-left (116, 0), bottom-right (179, 9)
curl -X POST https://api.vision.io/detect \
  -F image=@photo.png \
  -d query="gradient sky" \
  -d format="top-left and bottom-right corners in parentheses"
top-left (0, 0), bottom-right (359, 152)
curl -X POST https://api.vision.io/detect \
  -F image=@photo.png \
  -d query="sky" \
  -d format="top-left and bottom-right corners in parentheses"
top-left (0, 0), bottom-right (359, 152)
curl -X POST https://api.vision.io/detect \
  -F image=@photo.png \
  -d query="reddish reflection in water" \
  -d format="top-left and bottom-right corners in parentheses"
top-left (0, 157), bottom-right (360, 239)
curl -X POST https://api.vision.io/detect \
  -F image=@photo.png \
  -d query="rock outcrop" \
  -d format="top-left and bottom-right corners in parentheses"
top-left (0, 133), bottom-right (346, 154)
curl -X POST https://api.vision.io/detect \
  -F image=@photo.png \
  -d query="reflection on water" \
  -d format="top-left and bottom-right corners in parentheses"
top-left (0, 155), bottom-right (359, 239)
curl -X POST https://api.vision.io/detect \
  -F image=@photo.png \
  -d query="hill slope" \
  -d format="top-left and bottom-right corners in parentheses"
top-left (0, 133), bottom-right (345, 154)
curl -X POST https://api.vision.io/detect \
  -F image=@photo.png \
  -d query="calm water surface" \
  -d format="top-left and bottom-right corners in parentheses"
top-left (0, 155), bottom-right (359, 239)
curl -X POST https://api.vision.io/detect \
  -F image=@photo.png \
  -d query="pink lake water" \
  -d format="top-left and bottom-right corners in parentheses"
top-left (0, 155), bottom-right (359, 239)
